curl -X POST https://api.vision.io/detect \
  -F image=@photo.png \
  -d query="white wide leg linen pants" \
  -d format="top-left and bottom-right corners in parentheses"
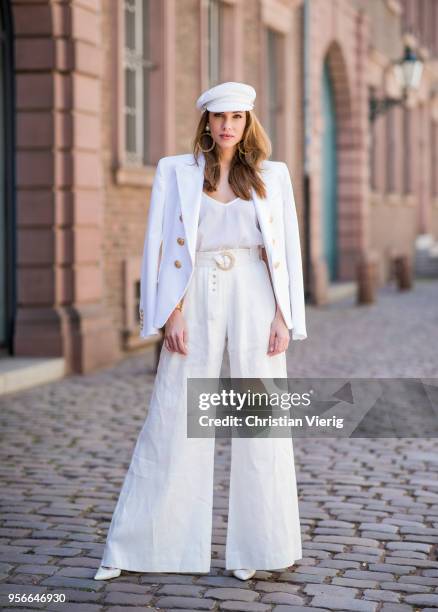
top-left (101, 246), bottom-right (302, 573)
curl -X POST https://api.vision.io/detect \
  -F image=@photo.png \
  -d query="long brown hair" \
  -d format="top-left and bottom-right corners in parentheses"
top-left (192, 110), bottom-right (272, 200)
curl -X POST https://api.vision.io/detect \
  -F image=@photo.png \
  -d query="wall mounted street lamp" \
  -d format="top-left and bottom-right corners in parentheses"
top-left (369, 41), bottom-right (424, 122)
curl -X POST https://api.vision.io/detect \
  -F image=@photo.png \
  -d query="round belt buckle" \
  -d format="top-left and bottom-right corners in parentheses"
top-left (215, 250), bottom-right (235, 271)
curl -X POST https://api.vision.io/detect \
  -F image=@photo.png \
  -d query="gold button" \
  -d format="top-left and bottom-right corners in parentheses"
top-left (174, 260), bottom-right (182, 268)
top-left (177, 237), bottom-right (185, 245)
top-left (274, 261), bottom-right (280, 269)
top-left (179, 213), bottom-right (183, 222)
top-left (272, 238), bottom-right (276, 244)
top-left (269, 215), bottom-right (274, 223)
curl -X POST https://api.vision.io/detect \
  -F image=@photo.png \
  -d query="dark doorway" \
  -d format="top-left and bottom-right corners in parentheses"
top-left (0, 0), bottom-right (15, 354)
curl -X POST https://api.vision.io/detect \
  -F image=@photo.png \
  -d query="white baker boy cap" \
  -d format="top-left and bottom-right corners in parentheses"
top-left (196, 81), bottom-right (256, 112)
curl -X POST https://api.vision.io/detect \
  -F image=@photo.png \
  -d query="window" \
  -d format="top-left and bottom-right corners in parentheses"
top-left (369, 87), bottom-right (378, 191)
top-left (385, 106), bottom-right (396, 193)
top-left (402, 107), bottom-right (412, 194)
top-left (207, 0), bottom-right (222, 85)
top-left (260, 0), bottom-right (292, 163)
top-left (123, 0), bottom-right (154, 166)
top-left (266, 28), bottom-right (280, 159)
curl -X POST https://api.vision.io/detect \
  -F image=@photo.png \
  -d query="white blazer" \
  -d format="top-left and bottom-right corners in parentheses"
top-left (139, 152), bottom-right (307, 341)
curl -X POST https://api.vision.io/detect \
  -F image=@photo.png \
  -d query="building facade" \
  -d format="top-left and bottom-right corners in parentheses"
top-left (1, 0), bottom-right (437, 373)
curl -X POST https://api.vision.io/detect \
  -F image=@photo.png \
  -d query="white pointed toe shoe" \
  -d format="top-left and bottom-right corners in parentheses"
top-left (233, 569), bottom-right (256, 581)
top-left (94, 565), bottom-right (121, 580)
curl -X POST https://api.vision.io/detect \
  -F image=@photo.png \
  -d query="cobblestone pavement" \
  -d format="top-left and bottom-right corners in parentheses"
top-left (1, 278), bottom-right (437, 612)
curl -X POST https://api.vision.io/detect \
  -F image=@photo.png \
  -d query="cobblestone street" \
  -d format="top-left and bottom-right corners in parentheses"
top-left (1, 279), bottom-right (437, 612)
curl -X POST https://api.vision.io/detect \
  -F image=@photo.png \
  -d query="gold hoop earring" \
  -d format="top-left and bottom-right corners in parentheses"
top-left (199, 129), bottom-right (216, 153)
top-left (238, 141), bottom-right (247, 156)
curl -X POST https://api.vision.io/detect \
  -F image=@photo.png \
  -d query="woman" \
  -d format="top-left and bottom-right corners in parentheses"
top-left (95, 81), bottom-right (307, 582)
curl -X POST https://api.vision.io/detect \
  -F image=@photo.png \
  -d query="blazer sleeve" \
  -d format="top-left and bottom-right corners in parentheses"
top-left (281, 162), bottom-right (307, 340)
top-left (139, 158), bottom-right (166, 338)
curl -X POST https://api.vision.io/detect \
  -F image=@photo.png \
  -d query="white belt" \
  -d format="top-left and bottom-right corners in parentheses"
top-left (195, 246), bottom-right (263, 270)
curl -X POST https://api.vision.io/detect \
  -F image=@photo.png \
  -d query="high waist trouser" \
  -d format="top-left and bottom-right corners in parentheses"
top-left (101, 246), bottom-right (302, 573)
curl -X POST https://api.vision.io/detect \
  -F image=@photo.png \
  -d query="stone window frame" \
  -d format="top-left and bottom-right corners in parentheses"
top-left (123, 0), bottom-right (153, 167)
top-left (113, 0), bottom-right (172, 187)
top-left (206, 0), bottom-right (221, 84)
top-left (259, 0), bottom-right (300, 166)
top-left (200, 0), bottom-right (243, 87)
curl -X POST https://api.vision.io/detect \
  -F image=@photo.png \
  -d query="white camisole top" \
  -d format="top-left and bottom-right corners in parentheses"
top-left (196, 191), bottom-right (264, 252)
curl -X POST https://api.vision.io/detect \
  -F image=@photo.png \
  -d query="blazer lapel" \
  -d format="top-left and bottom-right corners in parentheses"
top-left (251, 162), bottom-right (277, 265)
top-left (175, 153), bottom-right (206, 265)
top-left (175, 153), bottom-right (275, 266)
top-left (251, 176), bottom-right (273, 259)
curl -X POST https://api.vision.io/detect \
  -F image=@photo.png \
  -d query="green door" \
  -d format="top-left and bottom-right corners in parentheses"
top-left (321, 61), bottom-right (338, 281)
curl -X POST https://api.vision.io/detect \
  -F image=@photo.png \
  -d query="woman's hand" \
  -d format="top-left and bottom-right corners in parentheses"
top-left (164, 309), bottom-right (188, 355)
top-left (267, 306), bottom-right (290, 356)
